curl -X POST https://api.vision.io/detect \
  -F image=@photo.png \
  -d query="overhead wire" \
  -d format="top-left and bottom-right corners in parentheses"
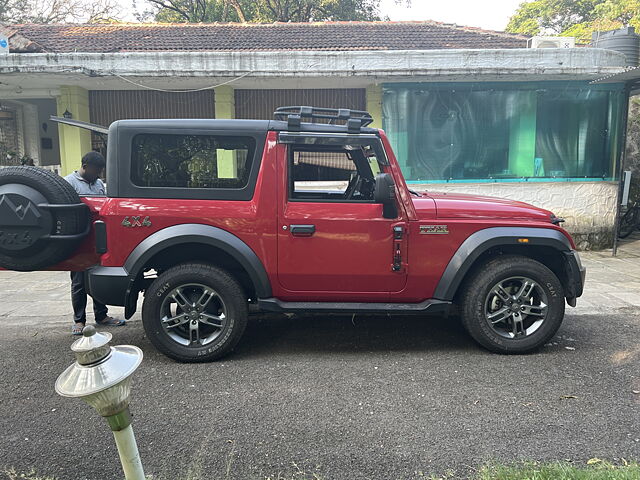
top-left (110, 71), bottom-right (253, 93)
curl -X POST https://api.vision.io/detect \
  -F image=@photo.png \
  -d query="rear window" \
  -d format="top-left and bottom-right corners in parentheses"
top-left (131, 134), bottom-right (255, 189)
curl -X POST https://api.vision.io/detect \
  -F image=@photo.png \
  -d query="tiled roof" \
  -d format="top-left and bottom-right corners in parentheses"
top-left (2, 21), bottom-right (528, 54)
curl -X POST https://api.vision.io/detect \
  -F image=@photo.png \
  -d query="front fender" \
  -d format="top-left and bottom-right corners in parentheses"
top-left (433, 227), bottom-right (573, 301)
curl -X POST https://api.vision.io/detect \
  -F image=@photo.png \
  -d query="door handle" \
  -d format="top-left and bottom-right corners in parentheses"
top-left (290, 224), bottom-right (316, 237)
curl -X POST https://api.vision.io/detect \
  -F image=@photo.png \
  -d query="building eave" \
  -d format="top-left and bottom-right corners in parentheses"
top-left (0, 48), bottom-right (629, 95)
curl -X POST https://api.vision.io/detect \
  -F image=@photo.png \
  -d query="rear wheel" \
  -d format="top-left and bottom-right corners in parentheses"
top-left (142, 262), bottom-right (248, 362)
top-left (459, 255), bottom-right (565, 354)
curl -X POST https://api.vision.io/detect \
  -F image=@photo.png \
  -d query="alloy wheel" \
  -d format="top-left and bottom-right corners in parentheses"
top-left (159, 283), bottom-right (228, 347)
top-left (483, 276), bottom-right (548, 339)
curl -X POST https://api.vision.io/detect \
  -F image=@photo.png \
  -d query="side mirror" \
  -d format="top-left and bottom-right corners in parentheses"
top-left (374, 173), bottom-right (398, 219)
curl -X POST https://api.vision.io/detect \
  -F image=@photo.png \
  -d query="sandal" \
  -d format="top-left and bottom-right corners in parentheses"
top-left (71, 323), bottom-right (85, 335)
top-left (95, 316), bottom-right (126, 327)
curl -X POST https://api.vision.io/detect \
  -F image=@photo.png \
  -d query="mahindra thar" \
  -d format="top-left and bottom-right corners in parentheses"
top-left (0, 106), bottom-right (585, 362)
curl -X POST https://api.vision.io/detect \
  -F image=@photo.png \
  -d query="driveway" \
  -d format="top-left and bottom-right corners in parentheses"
top-left (1, 237), bottom-right (639, 479)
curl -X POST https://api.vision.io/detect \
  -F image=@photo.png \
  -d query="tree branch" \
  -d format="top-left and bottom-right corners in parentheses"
top-left (226, 0), bottom-right (246, 22)
top-left (147, 0), bottom-right (191, 20)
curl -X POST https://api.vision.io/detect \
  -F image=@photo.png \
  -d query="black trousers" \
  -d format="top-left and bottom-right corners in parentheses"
top-left (70, 271), bottom-right (108, 324)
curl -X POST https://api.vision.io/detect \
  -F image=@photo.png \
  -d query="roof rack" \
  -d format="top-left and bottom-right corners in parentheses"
top-left (273, 106), bottom-right (374, 133)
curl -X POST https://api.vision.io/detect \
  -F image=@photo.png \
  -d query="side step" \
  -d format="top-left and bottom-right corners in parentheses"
top-left (258, 298), bottom-right (451, 315)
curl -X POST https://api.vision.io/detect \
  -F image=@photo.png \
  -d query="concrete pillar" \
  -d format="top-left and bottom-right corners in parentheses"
top-left (56, 86), bottom-right (91, 176)
top-left (21, 102), bottom-right (41, 165)
top-left (214, 86), bottom-right (237, 178)
top-left (366, 84), bottom-right (383, 129)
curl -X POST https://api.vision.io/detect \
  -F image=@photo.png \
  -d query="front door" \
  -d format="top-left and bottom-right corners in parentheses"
top-left (276, 136), bottom-right (408, 297)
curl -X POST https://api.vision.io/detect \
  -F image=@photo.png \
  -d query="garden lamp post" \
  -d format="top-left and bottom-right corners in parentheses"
top-left (55, 325), bottom-right (145, 480)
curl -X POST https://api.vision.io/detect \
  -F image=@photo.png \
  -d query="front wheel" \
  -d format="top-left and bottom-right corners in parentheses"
top-left (459, 255), bottom-right (565, 354)
top-left (142, 263), bottom-right (248, 362)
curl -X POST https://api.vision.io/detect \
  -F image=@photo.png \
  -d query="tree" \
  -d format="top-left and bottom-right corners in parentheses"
top-left (260, 0), bottom-right (382, 22)
top-left (0, 0), bottom-right (121, 23)
top-left (143, 0), bottom-right (388, 23)
top-left (141, 0), bottom-right (254, 22)
top-left (506, 0), bottom-right (640, 41)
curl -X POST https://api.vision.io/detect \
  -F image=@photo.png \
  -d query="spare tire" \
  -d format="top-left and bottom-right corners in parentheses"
top-left (0, 166), bottom-right (90, 271)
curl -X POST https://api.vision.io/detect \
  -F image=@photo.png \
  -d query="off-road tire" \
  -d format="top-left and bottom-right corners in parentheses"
top-left (459, 255), bottom-right (565, 354)
top-left (142, 262), bottom-right (248, 362)
top-left (0, 166), bottom-right (88, 270)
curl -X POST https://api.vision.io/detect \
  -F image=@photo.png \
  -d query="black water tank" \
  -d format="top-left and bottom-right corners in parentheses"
top-left (592, 27), bottom-right (640, 66)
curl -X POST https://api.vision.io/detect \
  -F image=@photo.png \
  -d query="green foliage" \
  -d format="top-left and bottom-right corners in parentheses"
top-left (151, 0), bottom-right (264, 22)
top-left (595, 0), bottom-right (640, 27)
top-left (625, 97), bottom-right (640, 204)
top-left (506, 2), bottom-right (548, 36)
top-left (506, 0), bottom-right (600, 36)
top-left (477, 459), bottom-right (640, 480)
top-left (5, 459), bottom-right (640, 480)
top-left (506, 0), bottom-right (640, 42)
top-left (147, 0), bottom-right (384, 23)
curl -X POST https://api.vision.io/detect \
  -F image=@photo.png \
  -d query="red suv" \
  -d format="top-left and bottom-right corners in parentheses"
top-left (0, 106), bottom-right (585, 362)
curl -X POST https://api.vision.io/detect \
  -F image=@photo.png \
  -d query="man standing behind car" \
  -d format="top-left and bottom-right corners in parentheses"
top-left (64, 151), bottom-right (125, 335)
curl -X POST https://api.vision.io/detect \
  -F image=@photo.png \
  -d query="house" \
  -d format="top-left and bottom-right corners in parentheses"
top-left (0, 21), bottom-right (635, 249)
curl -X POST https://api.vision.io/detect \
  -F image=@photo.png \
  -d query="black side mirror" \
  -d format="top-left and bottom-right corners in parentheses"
top-left (374, 173), bottom-right (398, 219)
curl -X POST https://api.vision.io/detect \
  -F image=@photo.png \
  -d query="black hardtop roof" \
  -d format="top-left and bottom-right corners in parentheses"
top-left (110, 118), bottom-right (379, 135)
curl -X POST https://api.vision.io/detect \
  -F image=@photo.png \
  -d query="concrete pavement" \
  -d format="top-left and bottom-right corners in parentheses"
top-left (573, 233), bottom-right (640, 313)
top-left (0, 236), bottom-right (639, 479)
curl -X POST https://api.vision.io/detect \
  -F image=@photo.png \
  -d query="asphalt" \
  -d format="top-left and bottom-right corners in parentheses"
top-left (1, 235), bottom-right (640, 480)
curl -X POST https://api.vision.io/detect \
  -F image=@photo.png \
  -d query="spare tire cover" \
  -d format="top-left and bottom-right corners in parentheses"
top-left (0, 166), bottom-right (90, 271)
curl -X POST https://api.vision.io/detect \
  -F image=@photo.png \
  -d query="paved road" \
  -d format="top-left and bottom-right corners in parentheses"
top-left (1, 239), bottom-right (639, 479)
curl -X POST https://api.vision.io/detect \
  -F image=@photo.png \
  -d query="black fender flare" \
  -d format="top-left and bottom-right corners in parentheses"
top-left (433, 227), bottom-right (572, 301)
top-left (124, 223), bottom-right (272, 298)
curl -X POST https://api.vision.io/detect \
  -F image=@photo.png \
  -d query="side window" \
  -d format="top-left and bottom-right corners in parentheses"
top-left (291, 150), bottom-right (355, 197)
top-left (289, 145), bottom-right (382, 202)
top-left (131, 134), bottom-right (255, 189)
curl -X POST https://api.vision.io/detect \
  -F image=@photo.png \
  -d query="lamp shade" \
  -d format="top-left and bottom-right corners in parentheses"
top-left (55, 326), bottom-right (143, 417)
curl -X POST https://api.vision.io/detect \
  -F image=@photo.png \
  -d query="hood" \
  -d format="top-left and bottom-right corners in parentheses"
top-left (415, 191), bottom-right (553, 222)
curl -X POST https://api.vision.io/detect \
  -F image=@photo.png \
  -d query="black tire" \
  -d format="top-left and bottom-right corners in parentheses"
top-left (618, 207), bottom-right (637, 239)
top-left (459, 255), bottom-right (565, 354)
top-left (142, 262), bottom-right (248, 362)
top-left (0, 166), bottom-right (89, 271)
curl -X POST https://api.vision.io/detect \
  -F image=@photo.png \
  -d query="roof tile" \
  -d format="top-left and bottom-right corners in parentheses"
top-left (6, 21), bottom-right (528, 54)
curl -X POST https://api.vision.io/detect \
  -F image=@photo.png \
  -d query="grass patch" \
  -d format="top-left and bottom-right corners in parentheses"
top-left (5, 459), bottom-right (640, 480)
top-left (469, 459), bottom-right (640, 480)
top-left (3, 468), bottom-right (58, 480)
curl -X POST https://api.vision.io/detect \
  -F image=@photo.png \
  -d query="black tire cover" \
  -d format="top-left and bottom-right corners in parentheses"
top-left (0, 166), bottom-right (90, 271)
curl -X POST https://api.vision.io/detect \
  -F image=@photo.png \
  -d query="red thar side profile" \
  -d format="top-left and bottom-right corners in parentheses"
top-left (0, 106), bottom-right (585, 362)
